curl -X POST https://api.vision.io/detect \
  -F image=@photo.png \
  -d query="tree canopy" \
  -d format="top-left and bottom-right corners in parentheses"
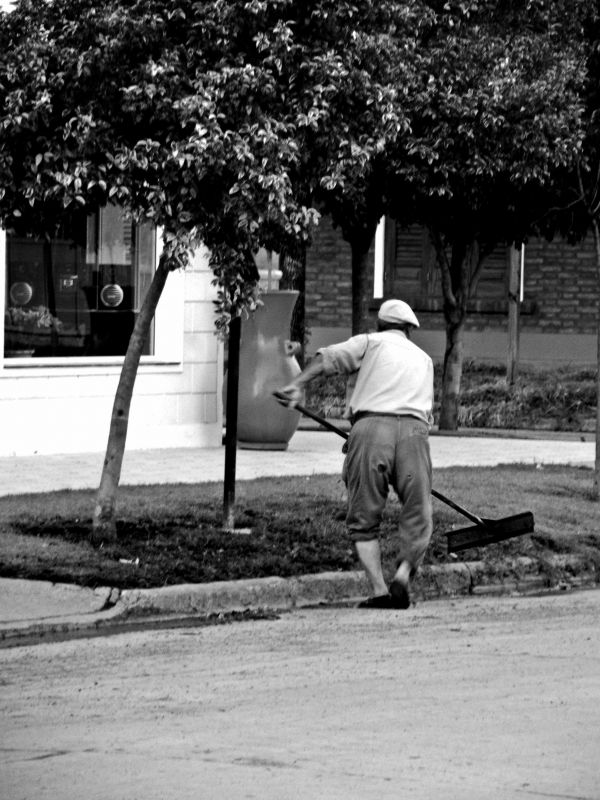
top-left (0, 0), bottom-right (595, 504)
top-left (384, 0), bottom-right (587, 427)
top-left (0, 0), bottom-right (419, 534)
top-left (0, 0), bottom-right (422, 328)
top-left (530, 1), bottom-right (600, 498)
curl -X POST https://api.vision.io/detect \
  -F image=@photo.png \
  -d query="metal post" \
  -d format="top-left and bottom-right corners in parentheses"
top-left (223, 314), bottom-right (241, 531)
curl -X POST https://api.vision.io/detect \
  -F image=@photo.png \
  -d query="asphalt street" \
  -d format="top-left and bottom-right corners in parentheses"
top-left (1, 589), bottom-right (599, 800)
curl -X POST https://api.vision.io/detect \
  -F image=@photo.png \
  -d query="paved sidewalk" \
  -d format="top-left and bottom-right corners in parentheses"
top-left (0, 427), bottom-right (594, 496)
top-left (0, 428), bottom-right (596, 643)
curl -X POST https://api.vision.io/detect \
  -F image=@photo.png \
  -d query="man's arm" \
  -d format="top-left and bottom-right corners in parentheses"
top-left (277, 355), bottom-right (326, 408)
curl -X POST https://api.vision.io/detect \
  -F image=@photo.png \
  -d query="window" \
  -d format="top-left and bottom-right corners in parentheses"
top-left (384, 223), bottom-right (517, 313)
top-left (4, 207), bottom-right (156, 358)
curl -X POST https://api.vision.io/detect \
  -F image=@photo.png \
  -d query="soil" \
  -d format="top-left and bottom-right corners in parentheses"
top-left (2, 503), bottom-right (598, 591)
top-left (2, 465), bottom-right (599, 590)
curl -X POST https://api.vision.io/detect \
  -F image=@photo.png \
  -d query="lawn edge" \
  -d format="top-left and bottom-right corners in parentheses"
top-left (1, 554), bottom-right (597, 646)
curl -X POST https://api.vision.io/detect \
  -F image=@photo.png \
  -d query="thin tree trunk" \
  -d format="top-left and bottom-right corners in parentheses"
top-left (596, 299), bottom-right (600, 500)
top-left (439, 314), bottom-right (466, 429)
top-left (92, 254), bottom-right (171, 542)
top-left (591, 220), bottom-right (600, 500)
top-left (350, 236), bottom-right (374, 335)
top-left (430, 229), bottom-right (471, 431)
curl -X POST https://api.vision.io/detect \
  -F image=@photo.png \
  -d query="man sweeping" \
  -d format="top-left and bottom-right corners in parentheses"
top-left (278, 299), bottom-right (434, 609)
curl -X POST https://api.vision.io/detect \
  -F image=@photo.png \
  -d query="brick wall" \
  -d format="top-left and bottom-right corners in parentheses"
top-left (523, 236), bottom-right (597, 334)
top-left (305, 219), bottom-right (599, 337)
top-left (305, 218), bottom-right (354, 330)
top-left (305, 217), bottom-right (377, 334)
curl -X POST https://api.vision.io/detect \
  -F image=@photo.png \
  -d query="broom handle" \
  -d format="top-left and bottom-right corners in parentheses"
top-left (273, 392), bottom-right (351, 439)
top-left (286, 398), bottom-right (352, 439)
top-left (274, 392), bottom-right (485, 527)
top-left (430, 489), bottom-right (483, 526)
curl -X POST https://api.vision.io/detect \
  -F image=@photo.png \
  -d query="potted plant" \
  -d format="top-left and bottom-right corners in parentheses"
top-left (4, 305), bottom-right (63, 356)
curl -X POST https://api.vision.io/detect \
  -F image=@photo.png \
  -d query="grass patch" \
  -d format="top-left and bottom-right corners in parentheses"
top-left (306, 361), bottom-right (598, 432)
top-left (1, 465), bottom-right (598, 590)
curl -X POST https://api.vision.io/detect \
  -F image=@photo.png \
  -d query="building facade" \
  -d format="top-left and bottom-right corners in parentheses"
top-left (304, 218), bottom-right (598, 367)
top-left (3, 210), bottom-right (596, 456)
top-left (1, 209), bottom-right (223, 456)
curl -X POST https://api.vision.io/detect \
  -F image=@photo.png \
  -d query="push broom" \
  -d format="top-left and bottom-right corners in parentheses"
top-left (273, 393), bottom-right (535, 553)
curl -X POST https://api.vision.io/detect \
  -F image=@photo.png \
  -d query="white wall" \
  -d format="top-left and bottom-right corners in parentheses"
top-left (0, 244), bottom-right (223, 456)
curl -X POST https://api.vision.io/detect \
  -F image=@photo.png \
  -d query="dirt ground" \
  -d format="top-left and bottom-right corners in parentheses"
top-left (1, 590), bottom-right (599, 800)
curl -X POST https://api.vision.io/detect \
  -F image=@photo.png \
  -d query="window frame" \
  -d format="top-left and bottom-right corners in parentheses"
top-left (0, 224), bottom-right (184, 370)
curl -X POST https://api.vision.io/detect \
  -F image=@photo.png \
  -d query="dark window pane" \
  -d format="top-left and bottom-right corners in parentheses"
top-left (4, 208), bottom-right (156, 358)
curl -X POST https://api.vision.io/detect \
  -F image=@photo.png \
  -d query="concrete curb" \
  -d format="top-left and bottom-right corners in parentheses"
top-left (116, 571), bottom-right (370, 619)
top-left (1, 555), bottom-right (597, 645)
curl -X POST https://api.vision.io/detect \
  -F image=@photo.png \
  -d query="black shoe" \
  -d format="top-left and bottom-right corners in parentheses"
top-left (389, 576), bottom-right (410, 609)
top-left (358, 593), bottom-right (405, 609)
top-left (357, 594), bottom-right (394, 608)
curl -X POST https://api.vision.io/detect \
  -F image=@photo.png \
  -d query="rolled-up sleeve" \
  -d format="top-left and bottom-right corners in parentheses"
top-left (316, 334), bottom-right (369, 376)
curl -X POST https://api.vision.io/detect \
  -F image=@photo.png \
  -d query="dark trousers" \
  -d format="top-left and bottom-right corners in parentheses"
top-left (343, 415), bottom-right (433, 569)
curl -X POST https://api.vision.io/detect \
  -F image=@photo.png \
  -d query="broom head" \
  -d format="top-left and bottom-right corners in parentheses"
top-left (445, 511), bottom-right (535, 553)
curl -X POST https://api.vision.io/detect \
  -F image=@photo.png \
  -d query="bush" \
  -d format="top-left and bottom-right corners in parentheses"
top-left (305, 360), bottom-right (597, 431)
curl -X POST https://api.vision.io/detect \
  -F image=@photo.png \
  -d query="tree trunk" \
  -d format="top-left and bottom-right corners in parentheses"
top-left (439, 313), bottom-right (466, 430)
top-left (591, 221), bottom-right (600, 500)
top-left (350, 235), bottom-right (375, 335)
top-left (596, 298), bottom-right (600, 501)
top-left (430, 230), bottom-right (473, 431)
top-left (92, 254), bottom-right (171, 542)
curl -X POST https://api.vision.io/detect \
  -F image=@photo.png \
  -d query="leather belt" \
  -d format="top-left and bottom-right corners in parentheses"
top-left (351, 411), bottom-right (420, 424)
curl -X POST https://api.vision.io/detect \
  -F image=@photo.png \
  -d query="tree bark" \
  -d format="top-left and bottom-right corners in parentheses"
top-left (350, 234), bottom-right (375, 335)
top-left (596, 295), bottom-right (600, 501)
top-left (591, 220), bottom-right (600, 500)
top-left (92, 253), bottom-right (171, 542)
top-left (430, 229), bottom-right (472, 431)
top-left (439, 312), bottom-right (466, 430)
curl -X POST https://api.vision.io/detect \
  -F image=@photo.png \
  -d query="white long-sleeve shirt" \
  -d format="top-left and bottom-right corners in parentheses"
top-left (316, 330), bottom-right (434, 426)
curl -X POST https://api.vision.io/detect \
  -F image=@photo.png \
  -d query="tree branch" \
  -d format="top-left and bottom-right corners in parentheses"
top-left (429, 225), bottom-right (456, 308)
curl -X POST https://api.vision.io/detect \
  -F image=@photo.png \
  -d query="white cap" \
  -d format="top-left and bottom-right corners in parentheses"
top-left (378, 299), bottom-right (419, 328)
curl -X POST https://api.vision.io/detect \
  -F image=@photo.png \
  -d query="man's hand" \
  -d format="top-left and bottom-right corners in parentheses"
top-left (276, 384), bottom-right (303, 409)
top-left (275, 355), bottom-right (323, 409)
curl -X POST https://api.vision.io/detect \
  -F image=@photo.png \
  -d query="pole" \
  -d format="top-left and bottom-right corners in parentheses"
top-left (384, 217), bottom-right (396, 297)
top-left (223, 314), bottom-right (241, 530)
top-left (507, 245), bottom-right (521, 386)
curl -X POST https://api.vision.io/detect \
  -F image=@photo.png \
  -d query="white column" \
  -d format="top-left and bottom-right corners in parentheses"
top-left (373, 217), bottom-right (385, 299)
